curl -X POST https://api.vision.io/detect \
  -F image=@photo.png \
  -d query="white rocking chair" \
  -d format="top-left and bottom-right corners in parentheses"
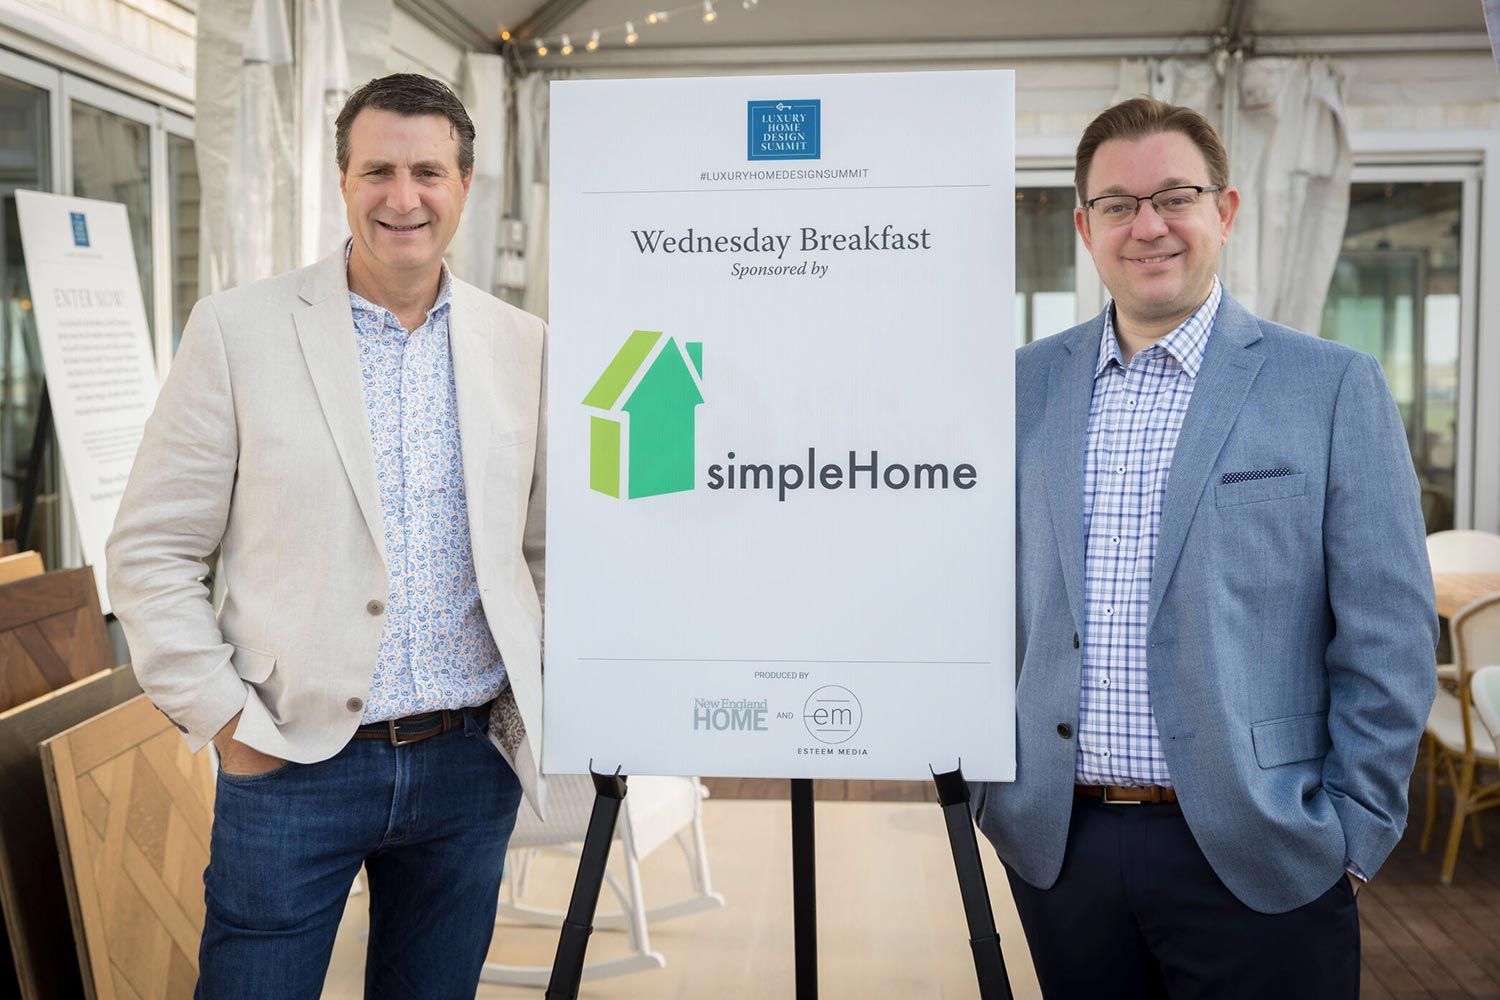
top-left (480, 774), bottom-right (725, 987)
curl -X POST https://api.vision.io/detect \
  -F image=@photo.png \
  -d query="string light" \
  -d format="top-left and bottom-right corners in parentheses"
top-left (498, 25), bottom-right (511, 41)
top-left (527, 0), bottom-right (750, 56)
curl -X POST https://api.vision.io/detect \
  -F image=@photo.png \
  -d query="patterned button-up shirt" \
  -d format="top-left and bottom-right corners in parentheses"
top-left (347, 244), bottom-right (507, 722)
top-left (1075, 278), bottom-right (1221, 787)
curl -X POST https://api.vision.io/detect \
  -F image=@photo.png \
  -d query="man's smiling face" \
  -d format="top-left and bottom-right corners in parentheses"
top-left (1074, 130), bottom-right (1238, 332)
top-left (340, 108), bottom-right (471, 278)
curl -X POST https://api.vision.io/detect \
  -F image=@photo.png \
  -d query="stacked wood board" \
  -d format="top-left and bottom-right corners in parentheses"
top-left (0, 567), bottom-right (111, 712)
top-left (42, 695), bottom-right (215, 1000)
top-left (0, 668), bottom-right (141, 999)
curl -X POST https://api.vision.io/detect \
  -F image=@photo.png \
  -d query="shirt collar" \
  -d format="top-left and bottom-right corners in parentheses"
top-left (1095, 275), bottom-right (1221, 379)
top-left (344, 237), bottom-right (454, 325)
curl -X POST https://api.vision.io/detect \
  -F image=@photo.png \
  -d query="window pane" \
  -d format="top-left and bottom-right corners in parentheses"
top-left (1016, 187), bottom-right (1076, 343)
top-left (168, 133), bottom-right (199, 354)
top-left (1321, 182), bottom-right (1463, 533)
top-left (0, 73), bottom-right (59, 560)
top-left (71, 100), bottom-right (152, 348)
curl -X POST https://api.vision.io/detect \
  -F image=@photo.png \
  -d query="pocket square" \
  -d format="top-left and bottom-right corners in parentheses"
top-left (1221, 468), bottom-right (1293, 485)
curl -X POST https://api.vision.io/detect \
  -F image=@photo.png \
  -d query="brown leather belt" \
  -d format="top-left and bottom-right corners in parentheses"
top-left (1076, 784), bottom-right (1178, 805)
top-left (353, 702), bottom-right (492, 747)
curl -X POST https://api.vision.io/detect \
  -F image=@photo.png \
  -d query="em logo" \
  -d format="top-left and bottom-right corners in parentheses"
top-left (803, 685), bottom-right (862, 745)
top-left (583, 330), bottom-right (704, 499)
top-left (69, 212), bottom-right (90, 247)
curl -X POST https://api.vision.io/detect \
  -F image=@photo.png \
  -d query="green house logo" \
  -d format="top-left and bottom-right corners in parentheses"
top-left (583, 330), bottom-right (704, 499)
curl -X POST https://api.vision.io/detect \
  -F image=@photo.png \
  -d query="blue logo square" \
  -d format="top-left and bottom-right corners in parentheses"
top-left (69, 212), bottom-right (90, 247)
top-left (747, 100), bottom-right (820, 161)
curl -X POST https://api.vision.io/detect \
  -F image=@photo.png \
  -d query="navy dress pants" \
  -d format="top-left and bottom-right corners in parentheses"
top-left (196, 706), bottom-right (523, 1000)
top-left (1004, 793), bottom-right (1360, 999)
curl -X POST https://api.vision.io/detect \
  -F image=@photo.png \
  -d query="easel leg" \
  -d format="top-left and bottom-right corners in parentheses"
top-left (545, 768), bottom-right (629, 1000)
top-left (931, 766), bottom-right (1014, 1000)
top-left (791, 777), bottom-right (818, 999)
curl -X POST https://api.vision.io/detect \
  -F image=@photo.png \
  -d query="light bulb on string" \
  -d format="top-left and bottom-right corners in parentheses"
top-left (498, 25), bottom-right (511, 40)
top-left (624, 21), bottom-right (638, 43)
top-left (646, 10), bottom-right (668, 23)
top-left (741, 0), bottom-right (757, 8)
top-left (560, 33), bottom-right (573, 54)
top-left (586, 30), bottom-right (600, 51)
top-left (534, 38), bottom-right (548, 56)
top-left (702, 0), bottom-right (717, 21)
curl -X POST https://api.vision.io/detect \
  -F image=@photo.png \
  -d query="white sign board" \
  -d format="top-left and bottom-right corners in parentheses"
top-left (546, 71), bottom-right (1016, 780)
top-left (16, 190), bottom-right (159, 613)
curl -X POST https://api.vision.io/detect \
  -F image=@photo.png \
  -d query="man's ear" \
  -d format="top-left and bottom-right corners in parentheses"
top-left (1073, 206), bottom-right (1093, 253)
top-left (1217, 186), bottom-right (1241, 242)
top-left (461, 167), bottom-right (474, 197)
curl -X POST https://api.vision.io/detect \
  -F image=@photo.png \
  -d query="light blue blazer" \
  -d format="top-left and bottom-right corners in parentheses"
top-left (973, 292), bottom-right (1438, 914)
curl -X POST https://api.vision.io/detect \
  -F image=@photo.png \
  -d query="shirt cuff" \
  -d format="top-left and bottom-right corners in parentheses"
top-left (1345, 859), bottom-right (1369, 883)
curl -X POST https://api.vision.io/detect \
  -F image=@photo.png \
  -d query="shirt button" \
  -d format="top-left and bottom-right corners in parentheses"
top-left (1127, 399), bottom-right (1136, 408)
top-left (1116, 466), bottom-right (1126, 475)
top-left (1102, 749), bottom-right (1112, 758)
top-left (347, 697), bottom-right (364, 713)
top-left (1101, 677), bottom-right (1111, 687)
top-left (367, 600), bottom-right (386, 616)
top-left (1057, 723), bottom-right (1072, 739)
top-left (1111, 536), bottom-right (1120, 545)
top-left (1104, 607), bottom-right (1114, 617)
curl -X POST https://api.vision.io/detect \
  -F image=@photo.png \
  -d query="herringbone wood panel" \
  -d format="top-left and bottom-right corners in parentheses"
top-left (0, 568), bottom-right (110, 714)
top-left (43, 696), bottom-right (215, 1000)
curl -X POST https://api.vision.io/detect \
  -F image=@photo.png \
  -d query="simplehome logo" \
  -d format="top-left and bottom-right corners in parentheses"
top-left (583, 330), bottom-right (705, 499)
top-left (694, 697), bottom-right (769, 732)
top-left (69, 212), bottom-right (90, 247)
top-left (803, 685), bottom-right (862, 745)
top-left (747, 100), bottom-right (820, 161)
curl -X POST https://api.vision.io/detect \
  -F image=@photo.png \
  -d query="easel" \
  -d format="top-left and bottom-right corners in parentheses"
top-left (14, 382), bottom-right (50, 551)
top-left (543, 762), bottom-right (1014, 1000)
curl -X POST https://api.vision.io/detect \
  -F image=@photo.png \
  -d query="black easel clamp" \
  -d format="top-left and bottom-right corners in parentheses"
top-left (931, 762), bottom-right (1014, 1000)
top-left (545, 764), bottom-right (629, 1000)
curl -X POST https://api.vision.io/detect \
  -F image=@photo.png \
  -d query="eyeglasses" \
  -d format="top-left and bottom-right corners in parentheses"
top-left (1083, 184), bottom-right (1223, 225)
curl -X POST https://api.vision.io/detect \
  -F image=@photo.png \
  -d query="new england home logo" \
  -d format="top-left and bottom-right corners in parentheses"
top-left (747, 100), bottom-right (820, 161)
top-left (583, 330), bottom-right (704, 499)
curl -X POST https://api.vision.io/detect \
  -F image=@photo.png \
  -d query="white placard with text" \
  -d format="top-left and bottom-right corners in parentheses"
top-left (546, 71), bottom-right (1016, 780)
top-left (16, 190), bottom-right (159, 612)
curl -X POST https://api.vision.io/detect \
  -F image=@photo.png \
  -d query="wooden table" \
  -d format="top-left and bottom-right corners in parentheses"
top-left (1433, 572), bottom-right (1500, 619)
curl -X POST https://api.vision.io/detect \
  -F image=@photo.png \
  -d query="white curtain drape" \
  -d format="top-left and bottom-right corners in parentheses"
top-left (298, 0), bottom-right (352, 265)
top-left (1222, 58), bottom-right (1352, 335)
top-left (453, 52), bottom-right (508, 293)
top-left (515, 72), bottom-right (551, 320)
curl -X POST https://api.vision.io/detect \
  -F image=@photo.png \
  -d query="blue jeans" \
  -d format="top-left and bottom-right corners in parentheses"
top-left (196, 707), bottom-right (523, 999)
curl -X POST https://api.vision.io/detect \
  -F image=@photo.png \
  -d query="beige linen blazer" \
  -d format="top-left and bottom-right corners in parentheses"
top-left (106, 249), bottom-right (548, 813)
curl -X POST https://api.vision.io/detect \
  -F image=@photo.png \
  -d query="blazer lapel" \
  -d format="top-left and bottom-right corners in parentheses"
top-left (449, 282), bottom-right (497, 533)
top-left (293, 253), bottom-right (387, 567)
top-left (1045, 318), bottom-right (1107, 634)
top-left (1147, 293), bottom-right (1266, 626)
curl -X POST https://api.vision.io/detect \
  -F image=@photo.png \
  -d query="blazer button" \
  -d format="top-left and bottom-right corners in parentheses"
top-left (1072, 633), bottom-right (1080, 649)
top-left (347, 697), bottom-right (364, 713)
top-left (366, 600), bottom-right (386, 616)
top-left (1057, 723), bottom-right (1072, 739)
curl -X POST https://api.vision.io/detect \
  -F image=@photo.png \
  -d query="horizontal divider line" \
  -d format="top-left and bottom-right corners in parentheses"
top-left (581, 183), bottom-right (993, 194)
top-left (577, 657), bottom-right (991, 664)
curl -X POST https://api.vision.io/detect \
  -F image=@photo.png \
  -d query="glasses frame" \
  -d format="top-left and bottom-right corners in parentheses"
top-left (1082, 184), bottom-right (1224, 222)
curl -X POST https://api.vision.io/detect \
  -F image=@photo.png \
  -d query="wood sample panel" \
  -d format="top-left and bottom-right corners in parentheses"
top-left (42, 696), bottom-right (215, 1000)
top-left (0, 668), bottom-right (141, 1000)
top-left (0, 567), bottom-right (111, 713)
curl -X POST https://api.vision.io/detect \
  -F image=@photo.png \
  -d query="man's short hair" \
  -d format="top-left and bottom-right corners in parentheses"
top-left (335, 73), bottom-right (476, 177)
top-left (1074, 97), bottom-right (1228, 205)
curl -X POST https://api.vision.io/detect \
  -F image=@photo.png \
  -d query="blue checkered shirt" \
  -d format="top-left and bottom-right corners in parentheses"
top-left (346, 243), bottom-right (507, 722)
top-left (1075, 278), bottom-right (1221, 787)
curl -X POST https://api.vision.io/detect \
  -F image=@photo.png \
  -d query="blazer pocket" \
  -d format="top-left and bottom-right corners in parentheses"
top-left (1251, 712), bottom-right (1331, 768)
top-left (1215, 472), bottom-right (1307, 508)
top-left (230, 643), bottom-right (276, 683)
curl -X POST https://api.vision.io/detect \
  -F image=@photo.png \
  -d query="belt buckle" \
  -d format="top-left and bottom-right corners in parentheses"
top-left (1101, 786), bottom-right (1142, 806)
top-left (387, 719), bottom-right (415, 747)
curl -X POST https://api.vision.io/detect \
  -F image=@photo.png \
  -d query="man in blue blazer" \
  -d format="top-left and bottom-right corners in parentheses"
top-left (973, 98), bottom-right (1437, 998)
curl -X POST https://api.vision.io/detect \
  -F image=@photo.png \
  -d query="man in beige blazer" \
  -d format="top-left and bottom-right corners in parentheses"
top-left (106, 74), bottom-right (545, 998)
